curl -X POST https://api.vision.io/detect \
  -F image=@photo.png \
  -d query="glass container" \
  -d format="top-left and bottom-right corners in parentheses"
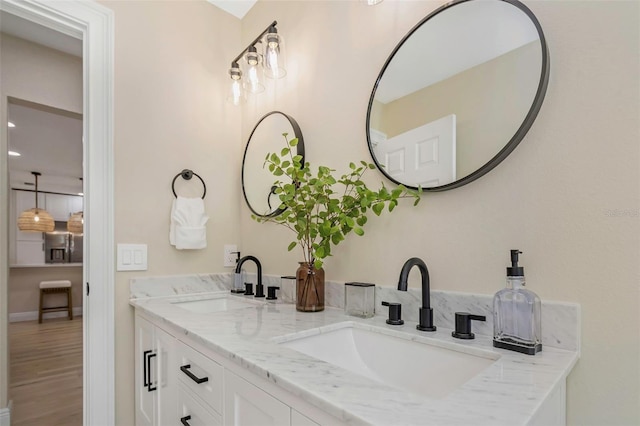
top-left (345, 282), bottom-right (375, 318)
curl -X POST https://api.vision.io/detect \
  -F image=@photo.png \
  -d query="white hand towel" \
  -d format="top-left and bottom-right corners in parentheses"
top-left (169, 196), bottom-right (209, 250)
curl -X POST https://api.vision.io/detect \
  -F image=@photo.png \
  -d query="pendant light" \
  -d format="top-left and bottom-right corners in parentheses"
top-left (67, 211), bottom-right (84, 234)
top-left (17, 171), bottom-right (54, 232)
top-left (262, 25), bottom-right (286, 79)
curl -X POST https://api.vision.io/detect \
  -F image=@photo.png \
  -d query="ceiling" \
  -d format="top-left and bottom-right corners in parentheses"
top-left (8, 102), bottom-right (83, 194)
top-left (0, 11), bottom-right (82, 57)
top-left (206, 0), bottom-right (257, 19)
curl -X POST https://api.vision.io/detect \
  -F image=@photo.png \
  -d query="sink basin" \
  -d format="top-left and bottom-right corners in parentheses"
top-left (277, 323), bottom-right (498, 399)
top-left (172, 295), bottom-right (264, 314)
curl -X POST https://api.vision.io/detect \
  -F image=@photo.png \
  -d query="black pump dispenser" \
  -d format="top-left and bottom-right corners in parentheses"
top-left (507, 250), bottom-right (524, 277)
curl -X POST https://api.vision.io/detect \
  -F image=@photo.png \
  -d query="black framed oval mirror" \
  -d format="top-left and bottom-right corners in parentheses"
top-left (242, 111), bottom-right (305, 217)
top-left (366, 0), bottom-right (549, 191)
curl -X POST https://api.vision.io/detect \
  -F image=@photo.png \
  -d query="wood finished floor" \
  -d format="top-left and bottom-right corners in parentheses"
top-left (9, 317), bottom-right (83, 426)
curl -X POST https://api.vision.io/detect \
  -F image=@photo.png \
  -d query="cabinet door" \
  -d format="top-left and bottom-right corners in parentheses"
top-left (135, 315), bottom-right (156, 426)
top-left (291, 409), bottom-right (320, 426)
top-left (224, 370), bottom-right (290, 426)
top-left (177, 385), bottom-right (222, 426)
top-left (16, 240), bottom-right (44, 265)
top-left (45, 193), bottom-right (71, 221)
top-left (69, 195), bottom-right (83, 214)
top-left (156, 327), bottom-right (177, 426)
top-left (177, 341), bottom-right (223, 415)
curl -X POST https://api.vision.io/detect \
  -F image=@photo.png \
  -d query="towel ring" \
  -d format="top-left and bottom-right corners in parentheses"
top-left (172, 169), bottom-right (206, 199)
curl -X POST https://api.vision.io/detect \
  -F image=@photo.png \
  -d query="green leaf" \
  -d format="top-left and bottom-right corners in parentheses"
top-left (354, 227), bottom-right (364, 236)
top-left (281, 147), bottom-right (290, 156)
top-left (388, 200), bottom-right (397, 212)
top-left (287, 241), bottom-right (297, 251)
top-left (316, 245), bottom-right (326, 258)
top-left (349, 162), bottom-right (356, 170)
top-left (289, 138), bottom-right (299, 147)
top-left (356, 216), bottom-right (367, 226)
top-left (292, 155), bottom-right (303, 163)
top-left (313, 259), bottom-right (323, 269)
top-left (372, 202), bottom-right (384, 216)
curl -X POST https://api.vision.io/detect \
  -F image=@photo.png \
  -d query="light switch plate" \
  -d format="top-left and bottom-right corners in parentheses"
top-left (117, 244), bottom-right (148, 271)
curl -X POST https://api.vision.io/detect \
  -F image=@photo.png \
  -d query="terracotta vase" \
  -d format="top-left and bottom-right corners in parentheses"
top-left (296, 262), bottom-right (325, 312)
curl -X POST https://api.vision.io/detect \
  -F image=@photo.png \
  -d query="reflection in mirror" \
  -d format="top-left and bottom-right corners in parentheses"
top-left (242, 111), bottom-right (304, 217)
top-left (367, 0), bottom-right (549, 191)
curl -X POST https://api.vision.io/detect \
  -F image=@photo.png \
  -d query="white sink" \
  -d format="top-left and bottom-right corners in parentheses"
top-left (172, 295), bottom-right (265, 314)
top-left (277, 323), bottom-right (498, 399)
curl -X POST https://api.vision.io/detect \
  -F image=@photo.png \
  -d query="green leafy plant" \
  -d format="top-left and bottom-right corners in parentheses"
top-left (252, 134), bottom-right (421, 269)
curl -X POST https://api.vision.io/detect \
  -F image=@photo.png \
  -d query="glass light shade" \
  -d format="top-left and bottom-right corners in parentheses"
top-left (18, 208), bottom-right (54, 232)
top-left (67, 211), bottom-right (84, 234)
top-left (262, 30), bottom-right (286, 79)
top-left (227, 64), bottom-right (247, 105)
top-left (244, 48), bottom-right (265, 93)
top-left (362, 0), bottom-right (383, 4)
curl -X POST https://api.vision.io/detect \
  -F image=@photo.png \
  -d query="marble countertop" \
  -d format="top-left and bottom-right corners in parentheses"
top-left (131, 292), bottom-right (578, 426)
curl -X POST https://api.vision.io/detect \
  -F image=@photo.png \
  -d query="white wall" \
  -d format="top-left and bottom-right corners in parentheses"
top-left (239, 1), bottom-right (640, 424)
top-left (97, 1), bottom-right (242, 423)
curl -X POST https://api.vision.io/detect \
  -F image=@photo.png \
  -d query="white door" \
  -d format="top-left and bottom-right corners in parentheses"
top-left (374, 114), bottom-right (456, 187)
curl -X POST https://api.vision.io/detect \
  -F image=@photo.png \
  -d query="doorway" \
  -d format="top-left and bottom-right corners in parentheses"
top-left (0, 1), bottom-right (114, 424)
top-left (7, 95), bottom-right (84, 424)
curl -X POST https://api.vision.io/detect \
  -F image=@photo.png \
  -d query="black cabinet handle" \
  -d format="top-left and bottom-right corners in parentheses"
top-left (147, 352), bottom-right (157, 392)
top-left (143, 350), bottom-right (152, 387)
top-left (180, 415), bottom-right (192, 426)
top-left (180, 364), bottom-right (209, 384)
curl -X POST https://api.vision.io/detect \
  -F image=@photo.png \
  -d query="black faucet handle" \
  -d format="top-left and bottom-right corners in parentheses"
top-left (381, 301), bottom-right (404, 326)
top-left (244, 283), bottom-right (254, 296)
top-left (266, 286), bottom-right (280, 300)
top-left (254, 283), bottom-right (265, 298)
top-left (452, 312), bottom-right (486, 339)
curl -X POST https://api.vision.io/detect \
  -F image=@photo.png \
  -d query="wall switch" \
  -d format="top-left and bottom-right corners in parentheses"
top-left (224, 244), bottom-right (238, 268)
top-left (117, 244), bottom-right (148, 271)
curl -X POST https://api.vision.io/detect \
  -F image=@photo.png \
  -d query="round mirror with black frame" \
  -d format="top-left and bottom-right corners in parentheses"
top-left (242, 111), bottom-right (305, 217)
top-left (366, 0), bottom-right (549, 192)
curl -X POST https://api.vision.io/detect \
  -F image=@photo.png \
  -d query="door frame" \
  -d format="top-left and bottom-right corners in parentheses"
top-left (0, 0), bottom-right (114, 424)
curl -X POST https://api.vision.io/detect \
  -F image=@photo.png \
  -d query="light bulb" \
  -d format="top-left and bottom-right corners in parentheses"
top-left (263, 28), bottom-right (286, 79)
top-left (34, 214), bottom-right (40, 222)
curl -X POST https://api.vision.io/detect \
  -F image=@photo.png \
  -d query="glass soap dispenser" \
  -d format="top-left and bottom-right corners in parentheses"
top-left (493, 250), bottom-right (542, 355)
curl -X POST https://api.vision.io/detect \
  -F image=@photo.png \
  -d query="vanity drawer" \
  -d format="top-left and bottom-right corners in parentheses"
top-left (177, 383), bottom-right (222, 426)
top-left (177, 340), bottom-right (223, 414)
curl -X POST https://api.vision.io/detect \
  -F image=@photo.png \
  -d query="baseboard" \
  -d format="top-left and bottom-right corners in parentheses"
top-left (9, 307), bottom-right (83, 323)
top-left (0, 400), bottom-right (11, 426)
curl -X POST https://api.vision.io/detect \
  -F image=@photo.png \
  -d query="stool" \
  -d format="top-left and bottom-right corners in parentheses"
top-left (39, 280), bottom-right (73, 323)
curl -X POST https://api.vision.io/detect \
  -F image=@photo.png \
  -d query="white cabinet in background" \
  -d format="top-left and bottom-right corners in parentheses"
top-left (46, 193), bottom-right (83, 221)
top-left (134, 315), bottom-right (177, 426)
top-left (13, 190), bottom-right (45, 265)
top-left (224, 369), bottom-right (290, 426)
top-left (15, 241), bottom-right (45, 265)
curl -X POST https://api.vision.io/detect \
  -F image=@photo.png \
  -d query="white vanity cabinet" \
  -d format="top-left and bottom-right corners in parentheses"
top-left (134, 315), bottom-right (178, 426)
top-left (135, 311), bottom-right (342, 426)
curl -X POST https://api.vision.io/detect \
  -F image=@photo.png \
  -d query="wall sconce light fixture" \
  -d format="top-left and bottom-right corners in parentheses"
top-left (227, 21), bottom-right (286, 105)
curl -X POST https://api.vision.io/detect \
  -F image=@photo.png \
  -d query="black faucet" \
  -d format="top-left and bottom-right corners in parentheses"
top-left (235, 255), bottom-right (263, 291)
top-left (398, 257), bottom-right (436, 332)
